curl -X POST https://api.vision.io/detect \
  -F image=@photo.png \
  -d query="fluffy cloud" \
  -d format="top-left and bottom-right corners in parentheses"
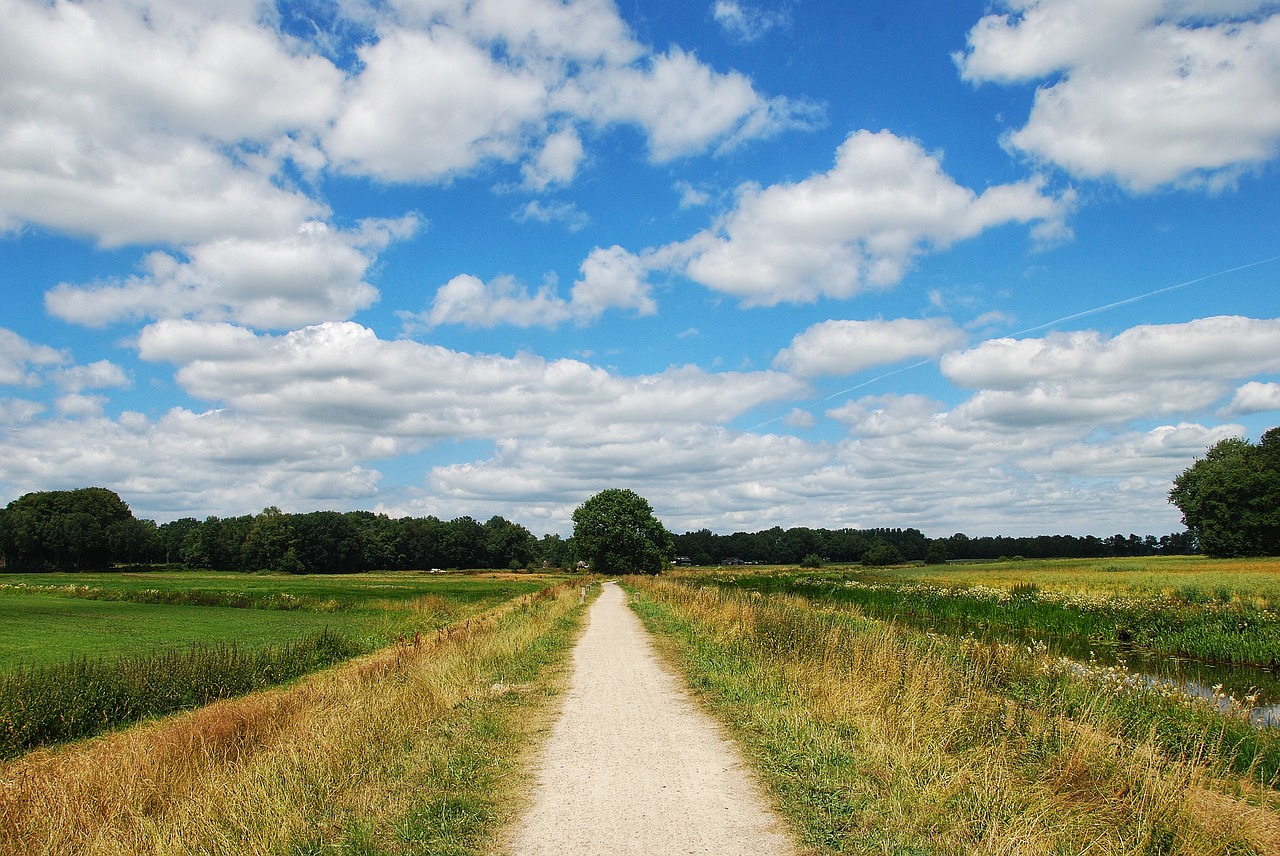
top-left (662, 130), bottom-right (1070, 306)
top-left (3, 0), bottom-right (804, 340)
top-left (411, 245), bottom-right (653, 329)
top-left (958, 0), bottom-right (1280, 191)
top-left (1228, 381), bottom-right (1280, 415)
top-left (45, 218), bottom-right (418, 330)
top-left (0, 0), bottom-right (338, 246)
top-left (137, 320), bottom-right (803, 436)
top-left (0, 407), bottom-right (388, 517)
top-left (326, 1), bottom-right (810, 181)
top-left (944, 316), bottom-right (1280, 388)
top-left (0, 328), bottom-right (66, 386)
top-left (1030, 423), bottom-right (1246, 477)
top-left (522, 127), bottom-right (587, 190)
top-left (943, 316), bottom-right (1280, 427)
top-left (325, 25), bottom-right (548, 182)
top-left (774, 318), bottom-right (967, 377)
top-left (51, 360), bottom-right (129, 393)
top-left (415, 274), bottom-right (573, 329)
top-left (569, 246), bottom-right (656, 322)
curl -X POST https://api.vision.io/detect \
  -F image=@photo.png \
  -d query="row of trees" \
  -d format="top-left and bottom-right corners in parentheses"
top-left (671, 526), bottom-right (1195, 567)
top-left (11, 463), bottom-right (1267, 574)
top-left (0, 489), bottom-right (570, 573)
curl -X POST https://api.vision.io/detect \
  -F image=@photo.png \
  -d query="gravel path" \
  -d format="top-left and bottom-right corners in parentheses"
top-left (507, 581), bottom-right (795, 856)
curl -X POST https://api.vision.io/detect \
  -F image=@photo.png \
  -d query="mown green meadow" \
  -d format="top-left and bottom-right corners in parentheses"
top-left (0, 569), bottom-right (558, 669)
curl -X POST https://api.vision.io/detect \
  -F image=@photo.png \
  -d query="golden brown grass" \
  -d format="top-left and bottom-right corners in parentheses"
top-left (628, 577), bottom-right (1280, 855)
top-left (0, 582), bottom-right (587, 855)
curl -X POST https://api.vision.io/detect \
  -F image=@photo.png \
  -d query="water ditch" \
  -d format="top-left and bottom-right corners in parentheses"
top-left (908, 617), bottom-right (1280, 727)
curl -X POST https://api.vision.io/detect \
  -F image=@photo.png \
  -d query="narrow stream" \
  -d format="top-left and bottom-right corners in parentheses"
top-left (917, 618), bottom-right (1280, 727)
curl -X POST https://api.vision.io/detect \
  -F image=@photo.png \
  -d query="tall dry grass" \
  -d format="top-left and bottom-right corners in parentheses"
top-left (0, 583), bottom-right (586, 855)
top-left (628, 577), bottom-right (1280, 855)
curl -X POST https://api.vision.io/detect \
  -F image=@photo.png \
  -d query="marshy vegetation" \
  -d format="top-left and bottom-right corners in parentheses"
top-left (627, 559), bottom-right (1280, 854)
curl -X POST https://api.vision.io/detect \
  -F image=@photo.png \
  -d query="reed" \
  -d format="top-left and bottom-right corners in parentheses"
top-left (0, 629), bottom-right (357, 759)
top-left (627, 577), bottom-right (1280, 854)
top-left (0, 582), bottom-right (588, 855)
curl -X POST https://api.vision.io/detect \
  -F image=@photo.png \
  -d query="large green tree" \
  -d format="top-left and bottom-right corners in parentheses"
top-left (571, 489), bottom-right (674, 574)
top-left (0, 487), bottom-right (137, 570)
top-left (1169, 428), bottom-right (1280, 557)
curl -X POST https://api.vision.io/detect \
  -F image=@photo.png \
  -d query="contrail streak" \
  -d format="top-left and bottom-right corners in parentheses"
top-left (1009, 254), bottom-right (1280, 338)
top-left (775, 252), bottom-right (1280, 418)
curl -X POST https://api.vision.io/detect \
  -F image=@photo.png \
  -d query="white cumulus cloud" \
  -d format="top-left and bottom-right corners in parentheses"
top-left (774, 317), bottom-right (968, 377)
top-left (662, 130), bottom-right (1070, 306)
top-left (958, 0), bottom-right (1280, 191)
top-left (1227, 381), bottom-right (1280, 415)
top-left (45, 217), bottom-right (419, 330)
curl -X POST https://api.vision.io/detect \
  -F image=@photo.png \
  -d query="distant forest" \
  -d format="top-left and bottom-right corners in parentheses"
top-left (0, 487), bottom-right (1195, 574)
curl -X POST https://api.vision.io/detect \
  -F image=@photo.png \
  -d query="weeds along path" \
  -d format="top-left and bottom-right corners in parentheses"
top-left (508, 581), bottom-right (795, 856)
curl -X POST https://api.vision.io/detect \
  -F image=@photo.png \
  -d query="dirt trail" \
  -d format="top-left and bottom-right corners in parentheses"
top-left (507, 581), bottom-right (795, 855)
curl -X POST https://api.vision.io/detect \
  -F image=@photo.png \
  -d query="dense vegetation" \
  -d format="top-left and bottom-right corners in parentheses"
top-left (672, 524), bottom-right (1195, 566)
top-left (1170, 426), bottom-right (1280, 557)
top-left (0, 488), bottom-right (571, 572)
top-left (571, 488), bottom-right (673, 574)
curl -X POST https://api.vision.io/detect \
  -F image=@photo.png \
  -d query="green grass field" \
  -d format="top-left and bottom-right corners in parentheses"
top-left (0, 570), bottom-right (563, 671)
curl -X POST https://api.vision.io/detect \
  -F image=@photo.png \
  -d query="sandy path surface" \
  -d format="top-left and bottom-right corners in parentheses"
top-left (507, 581), bottom-right (795, 856)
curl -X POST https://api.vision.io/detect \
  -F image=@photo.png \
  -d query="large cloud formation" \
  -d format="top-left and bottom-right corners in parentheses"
top-left (660, 130), bottom-right (1071, 306)
top-left (958, 0), bottom-right (1280, 191)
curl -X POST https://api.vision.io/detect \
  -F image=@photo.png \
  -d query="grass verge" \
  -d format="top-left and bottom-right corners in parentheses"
top-left (0, 581), bottom-right (592, 855)
top-left (626, 576), bottom-right (1280, 855)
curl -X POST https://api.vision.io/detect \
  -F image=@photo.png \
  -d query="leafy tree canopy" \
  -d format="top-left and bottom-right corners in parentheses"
top-left (571, 489), bottom-right (674, 575)
top-left (1169, 427), bottom-right (1280, 557)
top-left (0, 487), bottom-right (138, 570)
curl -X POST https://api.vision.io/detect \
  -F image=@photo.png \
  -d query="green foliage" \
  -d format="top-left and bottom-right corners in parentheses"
top-left (0, 629), bottom-right (358, 758)
top-left (799, 553), bottom-right (824, 569)
top-left (861, 539), bottom-right (905, 567)
top-left (923, 540), bottom-right (949, 565)
top-left (0, 487), bottom-right (149, 570)
top-left (1170, 427), bottom-right (1280, 557)
top-left (571, 488), bottom-right (673, 575)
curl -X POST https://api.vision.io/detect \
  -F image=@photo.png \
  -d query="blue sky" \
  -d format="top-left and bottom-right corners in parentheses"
top-left (2, 0), bottom-right (1279, 538)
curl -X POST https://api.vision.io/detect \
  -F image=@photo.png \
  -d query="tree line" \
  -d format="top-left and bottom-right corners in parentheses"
top-left (0, 488), bottom-right (568, 573)
top-left (0, 484), bottom-right (1218, 574)
top-left (671, 525), bottom-right (1195, 567)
